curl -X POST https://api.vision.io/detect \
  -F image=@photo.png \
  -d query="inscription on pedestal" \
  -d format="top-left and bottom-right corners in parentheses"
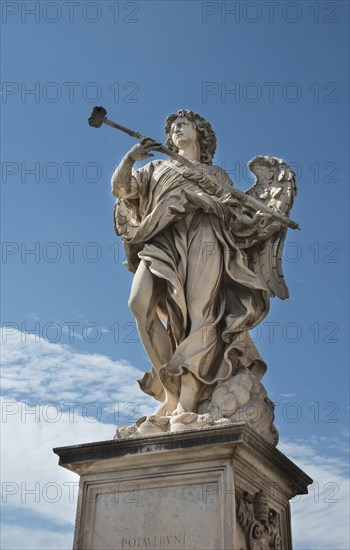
top-left (84, 475), bottom-right (226, 550)
top-left (120, 534), bottom-right (188, 549)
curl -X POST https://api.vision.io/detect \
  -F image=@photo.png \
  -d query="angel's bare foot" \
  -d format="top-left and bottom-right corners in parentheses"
top-left (171, 402), bottom-right (187, 416)
top-left (172, 372), bottom-right (201, 414)
top-left (154, 393), bottom-right (178, 416)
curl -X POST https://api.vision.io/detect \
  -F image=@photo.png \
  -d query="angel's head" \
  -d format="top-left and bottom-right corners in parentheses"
top-left (165, 109), bottom-right (216, 165)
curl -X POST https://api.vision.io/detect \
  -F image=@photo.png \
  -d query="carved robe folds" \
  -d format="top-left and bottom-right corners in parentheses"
top-left (116, 159), bottom-right (270, 407)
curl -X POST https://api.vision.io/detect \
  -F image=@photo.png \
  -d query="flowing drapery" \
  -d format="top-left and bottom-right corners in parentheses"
top-left (120, 160), bottom-right (270, 404)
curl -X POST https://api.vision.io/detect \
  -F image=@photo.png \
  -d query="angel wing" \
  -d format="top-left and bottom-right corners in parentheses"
top-left (113, 199), bottom-right (142, 273)
top-left (243, 156), bottom-right (297, 300)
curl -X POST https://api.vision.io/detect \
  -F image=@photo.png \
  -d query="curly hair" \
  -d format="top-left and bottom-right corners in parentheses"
top-left (164, 109), bottom-right (217, 165)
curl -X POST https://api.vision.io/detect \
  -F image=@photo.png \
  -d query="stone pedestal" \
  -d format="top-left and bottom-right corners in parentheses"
top-left (54, 423), bottom-right (312, 550)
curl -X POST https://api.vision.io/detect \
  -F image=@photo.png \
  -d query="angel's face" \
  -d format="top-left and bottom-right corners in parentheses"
top-left (170, 117), bottom-right (198, 149)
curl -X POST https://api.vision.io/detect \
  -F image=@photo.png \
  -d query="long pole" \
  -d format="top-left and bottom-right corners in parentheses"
top-left (89, 107), bottom-right (300, 230)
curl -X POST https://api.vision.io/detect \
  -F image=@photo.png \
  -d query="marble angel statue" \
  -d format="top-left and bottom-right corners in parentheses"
top-left (110, 109), bottom-right (297, 444)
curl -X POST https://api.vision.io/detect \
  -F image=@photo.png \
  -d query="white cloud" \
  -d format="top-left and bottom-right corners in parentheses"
top-left (279, 440), bottom-right (350, 550)
top-left (1, 398), bottom-right (114, 525)
top-left (1, 327), bottom-right (154, 415)
top-left (1, 525), bottom-right (73, 550)
top-left (1, 330), bottom-right (154, 549)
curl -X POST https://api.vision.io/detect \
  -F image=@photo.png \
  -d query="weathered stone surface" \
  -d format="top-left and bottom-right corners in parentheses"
top-left (116, 370), bottom-right (278, 446)
top-left (108, 109), bottom-right (298, 442)
top-left (54, 423), bottom-right (311, 550)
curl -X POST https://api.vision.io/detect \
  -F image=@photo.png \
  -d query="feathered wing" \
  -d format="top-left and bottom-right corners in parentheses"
top-left (243, 156), bottom-right (297, 300)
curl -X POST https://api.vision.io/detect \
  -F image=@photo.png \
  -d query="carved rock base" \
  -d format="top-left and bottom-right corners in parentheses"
top-left (54, 424), bottom-right (312, 550)
top-left (115, 370), bottom-right (279, 447)
top-left (115, 412), bottom-right (231, 440)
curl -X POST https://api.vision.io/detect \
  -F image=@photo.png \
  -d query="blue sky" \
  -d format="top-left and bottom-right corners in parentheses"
top-left (1, 1), bottom-right (349, 548)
